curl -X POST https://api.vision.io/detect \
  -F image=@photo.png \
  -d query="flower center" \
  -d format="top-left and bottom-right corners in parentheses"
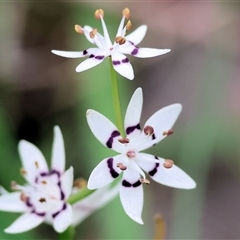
top-left (126, 150), bottom-right (136, 158)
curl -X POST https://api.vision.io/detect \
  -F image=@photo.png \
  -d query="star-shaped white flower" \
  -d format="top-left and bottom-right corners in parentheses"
top-left (0, 126), bottom-right (73, 234)
top-left (51, 8), bottom-right (170, 80)
top-left (86, 88), bottom-right (196, 224)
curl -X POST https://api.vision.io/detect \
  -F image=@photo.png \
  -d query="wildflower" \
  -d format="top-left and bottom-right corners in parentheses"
top-left (51, 8), bottom-right (170, 80)
top-left (86, 88), bottom-right (196, 224)
top-left (0, 126), bottom-right (73, 233)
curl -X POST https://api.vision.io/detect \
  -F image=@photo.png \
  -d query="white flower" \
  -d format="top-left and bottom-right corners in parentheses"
top-left (0, 126), bottom-right (73, 234)
top-left (71, 183), bottom-right (119, 227)
top-left (86, 88), bottom-right (196, 224)
top-left (51, 8), bottom-right (170, 80)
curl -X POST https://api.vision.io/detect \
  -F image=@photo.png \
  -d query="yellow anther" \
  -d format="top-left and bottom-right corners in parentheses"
top-left (126, 20), bottom-right (132, 31)
top-left (90, 28), bottom-right (97, 39)
top-left (122, 8), bottom-right (130, 19)
top-left (95, 9), bottom-right (104, 19)
top-left (75, 24), bottom-right (84, 34)
top-left (115, 36), bottom-right (126, 45)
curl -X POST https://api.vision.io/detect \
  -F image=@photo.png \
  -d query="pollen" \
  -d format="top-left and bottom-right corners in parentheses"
top-left (95, 9), bottom-right (104, 19)
top-left (39, 197), bottom-right (46, 203)
top-left (75, 24), bottom-right (84, 34)
top-left (122, 8), bottom-right (130, 19)
top-left (118, 137), bottom-right (129, 144)
top-left (90, 28), bottom-right (97, 39)
top-left (41, 180), bottom-right (47, 184)
top-left (115, 36), bottom-right (126, 45)
top-left (163, 159), bottom-right (174, 169)
top-left (139, 178), bottom-right (150, 185)
top-left (116, 163), bottom-right (127, 170)
top-left (144, 125), bottom-right (154, 136)
top-left (162, 129), bottom-right (174, 136)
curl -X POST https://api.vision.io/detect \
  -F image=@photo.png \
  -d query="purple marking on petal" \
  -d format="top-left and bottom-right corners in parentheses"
top-left (89, 54), bottom-right (95, 58)
top-left (40, 172), bottom-right (48, 177)
top-left (131, 48), bottom-right (138, 56)
top-left (126, 124), bottom-right (141, 135)
top-left (122, 180), bottom-right (131, 187)
top-left (112, 60), bottom-right (121, 65)
top-left (106, 130), bottom-right (120, 148)
top-left (132, 180), bottom-right (141, 188)
top-left (26, 198), bottom-right (33, 208)
top-left (52, 203), bottom-right (67, 218)
top-left (95, 55), bottom-right (105, 60)
top-left (155, 156), bottom-right (159, 160)
top-left (83, 50), bottom-right (88, 55)
top-left (107, 158), bottom-right (119, 178)
top-left (149, 163), bottom-right (160, 176)
top-left (35, 176), bottom-right (38, 183)
top-left (57, 181), bottom-right (65, 200)
top-left (122, 58), bottom-right (129, 63)
top-left (152, 133), bottom-right (156, 140)
top-left (32, 209), bottom-right (46, 217)
top-left (50, 169), bottom-right (61, 178)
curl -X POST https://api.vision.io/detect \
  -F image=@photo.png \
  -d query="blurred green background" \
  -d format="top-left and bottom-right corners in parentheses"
top-left (0, 1), bottom-right (240, 239)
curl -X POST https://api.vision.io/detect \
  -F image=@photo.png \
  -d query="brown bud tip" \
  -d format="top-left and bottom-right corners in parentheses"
top-left (90, 28), bottom-right (97, 39)
top-left (20, 168), bottom-right (27, 175)
top-left (95, 9), bottom-right (104, 19)
top-left (163, 159), bottom-right (174, 169)
top-left (117, 163), bottom-right (127, 170)
top-left (73, 178), bottom-right (87, 189)
top-left (126, 20), bottom-right (132, 31)
top-left (122, 8), bottom-right (130, 19)
top-left (118, 137), bottom-right (129, 144)
top-left (75, 24), bottom-right (84, 34)
top-left (139, 178), bottom-right (150, 185)
top-left (39, 197), bottom-right (46, 203)
top-left (144, 125), bottom-right (154, 135)
top-left (162, 129), bottom-right (174, 136)
top-left (115, 36), bottom-right (126, 45)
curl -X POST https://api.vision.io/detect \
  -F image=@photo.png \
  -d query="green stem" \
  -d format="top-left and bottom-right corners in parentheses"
top-left (67, 187), bottom-right (95, 205)
top-left (58, 226), bottom-right (75, 240)
top-left (109, 58), bottom-right (124, 136)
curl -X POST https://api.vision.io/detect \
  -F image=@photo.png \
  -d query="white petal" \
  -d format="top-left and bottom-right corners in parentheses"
top-left (99, 16), bottom-right (112, 48)
top-left (51, 126), bottom-right (65, 174)
top-left (4, 212), bottom-right (44, 234)
top-left (124, 88), bottom-right (143, 141)
top-left (51, 50), bottom-right (87, 58)
top-left (116, 16), bottom-right (125, 37)
top-left (72, 184), bottom-right (119, 226)
top-left (18, 140), bottom-right (49, 184)
top-left (137, 103), bottom-right (182, 151)
top-left (111, 52), bottom-right (134, 80)
top-left (53, 203), bottom-right (73, 233)
top-left (136, 153), bottom-right (196, 189)
top-left (87, 155), bottom-right (124, 190)
top-left (75, 53), bottom-right (105, 72)
top-left (125, 25), bottom-right (147, 45)
top-left (0, 186), bottom-right (9, 195)
top-left (86, 109), bottom-right (123, 153)
top-left (83, 25), bottom-right (96, 44)
top-left (120, 168), bottom-right (143, 224)
top-left (120, 46), bottom-right (171, 58)
top-left (60, 167), bottom-right (74, 199)
top-left (0, 192), bottom-right (27, 212)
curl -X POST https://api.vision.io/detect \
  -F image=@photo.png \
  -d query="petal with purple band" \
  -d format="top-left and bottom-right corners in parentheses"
top-left (124, 87), bottom-right (143, 141)
top-left (120, 168), bottom-right (143, 224)
top-left (87, 155), bottom-right (125, 190)
top-left (86, 109), bottom-right (123, 153)
top-left (4, 212), bottom-right (44, 234)
top-left (111, 52), bottom-right (134, 80)
top-left (124, 25), bottom-right (147, 46)
top-left (18, 140), bottom-right (49, 185)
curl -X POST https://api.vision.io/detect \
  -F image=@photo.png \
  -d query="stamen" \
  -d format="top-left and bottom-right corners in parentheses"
top-left (73, 178), bottom-right (87, 189)
top-left (39, 198), bottom-right (46, 203)
top-left (118, 137), bottom-right (130, 144)
top-left (74, 24), bottom-right (84, 34)
top-left (126, 20), bottom-right (132, 31)
top-left (90, 28), bottom-right (97, 39)
top-left (163, 159), bottom-right (174, 169)
top-left (116, 163), bottom-right (127, 170)
top-left (41, 180), bottom-right (47, 184)
top-left (139, 178), bottom-right (150, 185)
top-left (144, 125), bottom-right (154, 136)
top-left (122, 8), bottom-right (130, 19)
top-left (162, 129), bottom-right (174, 136)
top-left (20, 193), bottom-right (28, 202)
top-left (11, 181), bottom-right (18, 190)
top-left (95, 9), bottom-right (104, 19)
top-left (115, 36), bottom-right (126, 45)
top-left (35, 161), bottom-right (39, 169)
top-left (127, 150), bottom-right (136, 158)
top-left (20, 168), bottom-right (27, 175)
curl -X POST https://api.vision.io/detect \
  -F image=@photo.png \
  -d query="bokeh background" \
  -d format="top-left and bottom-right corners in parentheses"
top-left (0, 1), bottom-right (240, 239)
